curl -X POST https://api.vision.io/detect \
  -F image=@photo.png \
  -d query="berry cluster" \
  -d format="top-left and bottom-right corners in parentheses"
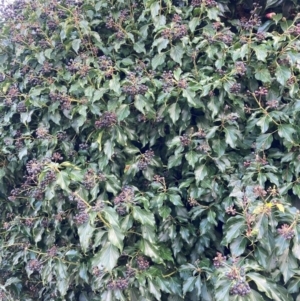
top-left (7, 85), bottom-right (19, 100)
top-left (116, 204), bottom-right (127, 216)
top-left (213, 252), bottom-right (226, 268)
top-left (277, 224), bottom-right (295, 239)
top-left (255, 32), bottom-right (266, 41)
top-left (162, 71), bottom-right (174, 92)
top-left (73, 210), bottom-right (89, 225)
top-left (16, 101), bottom-right (27, 113)
top-left (122, 73), bottom-right (148, 96)
top-left (39, 171), bottom-right (56, 189)
top-left (83, 169), bottom-right (96, 189)
top-left (177, 78), bottom-right (188, 89)
top-left (52, 152), bottom-right (63, 161)
top-left (49, 91), bottom-right (71, 110)
top-left (57, 131), bottom-right (68, 141)
top-left (188, 197), bottom-right (199, 207)
top-left (126, 265), bottom-right (136, 278)
top-left (47, 19), bottom-right (58, 31)
top-left (66, 59), bottom-right (80, 74)
top-left (197, 142), bottom-right (211, 153)
top-left (92, 199), bottom-right (105, 212)
top-left (36, 127), bottom-right (49, 139)
top-left (26, 159), bottom-right (43, 175)
top-left (114, 186), bottom-right (135, 205)
top-left (105, 15), bottom-right (126, 40)
top-left (137, 150), bottom-right (154, 170)
top-left (0, 73), bottom-right (5, 82)
top-left (77, 65), bottom-right (90, 78)
top-left (230, 280), bottom-right (251, 296)
top-left (216, 33), bottom-right (233, 45)
top-left (288, 24), bottom-right (300, 36)
top-left (240, 15), bottom-right (261, 30)
top-left (79, 143), bottom-right (89, 150)
top-left (47, 245), bottom-right (57, 257)
top-left (8, 188), bottom-right (21, 201)
top-left (98, 55), bottom-right (114, 77)
top-left (77, 199), bottom-right (87, 210)
top-left (253, 185), bottom-right (267, 198)
top-left (27, 71), bottom-right (43, 86)
top-left (28, 259), bottom-right (43, 272)
top-left (225, 205), bottom-right (237, 215)
top-left (24, 218), bottom-right (34, 227)
top-left (40, 61), bottom-right (53, 75)
top-left (235, 61), bottom-right (246, 75)
top-left (254, 87), bottom-right (268, 96)
top-left (191, 0), bottom-right (217, 7)
top-left (194, 128), bottom-right (206, 138)
top-left (107, 277), bottom-right (129, 291)
top-left (136, 256), bottom-right (150, 270)
top-left (287, 76), bottom-right (296, 85)
top-left (266, 99), bottom-right (279, 109)
top-left (180, 134), bottom-right (191, 146)
top-left (225, 268), bottom-right (239, 280)
top-left (95, 112), bottom-right (117, 129)
top-left (162, 15), bottom-right (187, 40)
top-left (92, 266), bottom-right (103, 277)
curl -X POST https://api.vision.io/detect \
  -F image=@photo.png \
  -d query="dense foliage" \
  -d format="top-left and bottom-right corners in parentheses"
top-left (1, 0), bottom-right (300, 300)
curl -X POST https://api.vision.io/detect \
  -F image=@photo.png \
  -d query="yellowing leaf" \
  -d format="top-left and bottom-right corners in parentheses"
top-left (253, 205), bottom-right (264, 215)
top-left (276, 203), bottom-right (285, 212)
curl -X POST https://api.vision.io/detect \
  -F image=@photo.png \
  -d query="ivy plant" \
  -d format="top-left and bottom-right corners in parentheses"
top-left (0, 0), bottom-right (300, 300)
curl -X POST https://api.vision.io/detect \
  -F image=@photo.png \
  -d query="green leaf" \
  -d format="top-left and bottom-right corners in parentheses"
top-left (152, 53), bottom-right (166, 70)
top-left (134, 95), bottom-right (146, 114)
top-left (212, 139), bottom-right (226, 157)
top-left (189, 18), bottom-right (199, 33)
top-left (247, 272), bottom-right (293, 301)
top-left (278, 249), bottom-right (297, 283)
top-left (257, 115), bottom-right (271, 133)
top-left (255, 68), bottom-right (271, 83)
top-left (109, 75), bottom-right (121, 94)
top-left (183, 276), bottom-right (197, 295)
top-left (72, 39), bottom-right (81, 53)
top-left (182, 89), bottom-right (196, 106)
top-left (108, 226), bottom-right (124, 250)
top-left (168, 102), bottom-right (181, 124)
top-left (103, 207), bottom-right (119, 227)
top-left (132, 206), bottom-right (155, 226)
top-left (133, 41), bottom-right (146, 53)
top-left (253, 45), bottom-right (268, 61)
top-left (222, 216), bottom-right (246, 245)
top-left (116, 104), bottom-right (130, 121)
top-left (275, 65), bottom-right (291, 86)
top-left (230, 236), bottom-right (247, 256)
top-left (55, 261), bottom-right (69, 296)
top-left (56, 171), bottom-right (70, 192)
top-left (224, 126), bottom-right (240, 148)
top-left (185, 151), bottom-right (199, 168)
top-left (78, 222), bottom-right (95, 253)
top-left (140, 239), bottom-right (162, 263)
top-left (278, 124), bottom-right (295, 142)
top-left (170, 45), bottom-right (184, 65)
top-left (152, 37), bottom-right (169, 53)
top-left (256, 133), bottom-right (273, 150)
top-left (195, 165), bottom-right (208, 184)
top-left (149, 279), bottom-right (161, 300)
top-left (168, 154), bottom-right (183, 168)
top-left (169, 194), bottom-right (183, 206)
top-left (150, 1), bottom-right (160, 18)
top-left (91, 243), bottom-right (120, 271)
